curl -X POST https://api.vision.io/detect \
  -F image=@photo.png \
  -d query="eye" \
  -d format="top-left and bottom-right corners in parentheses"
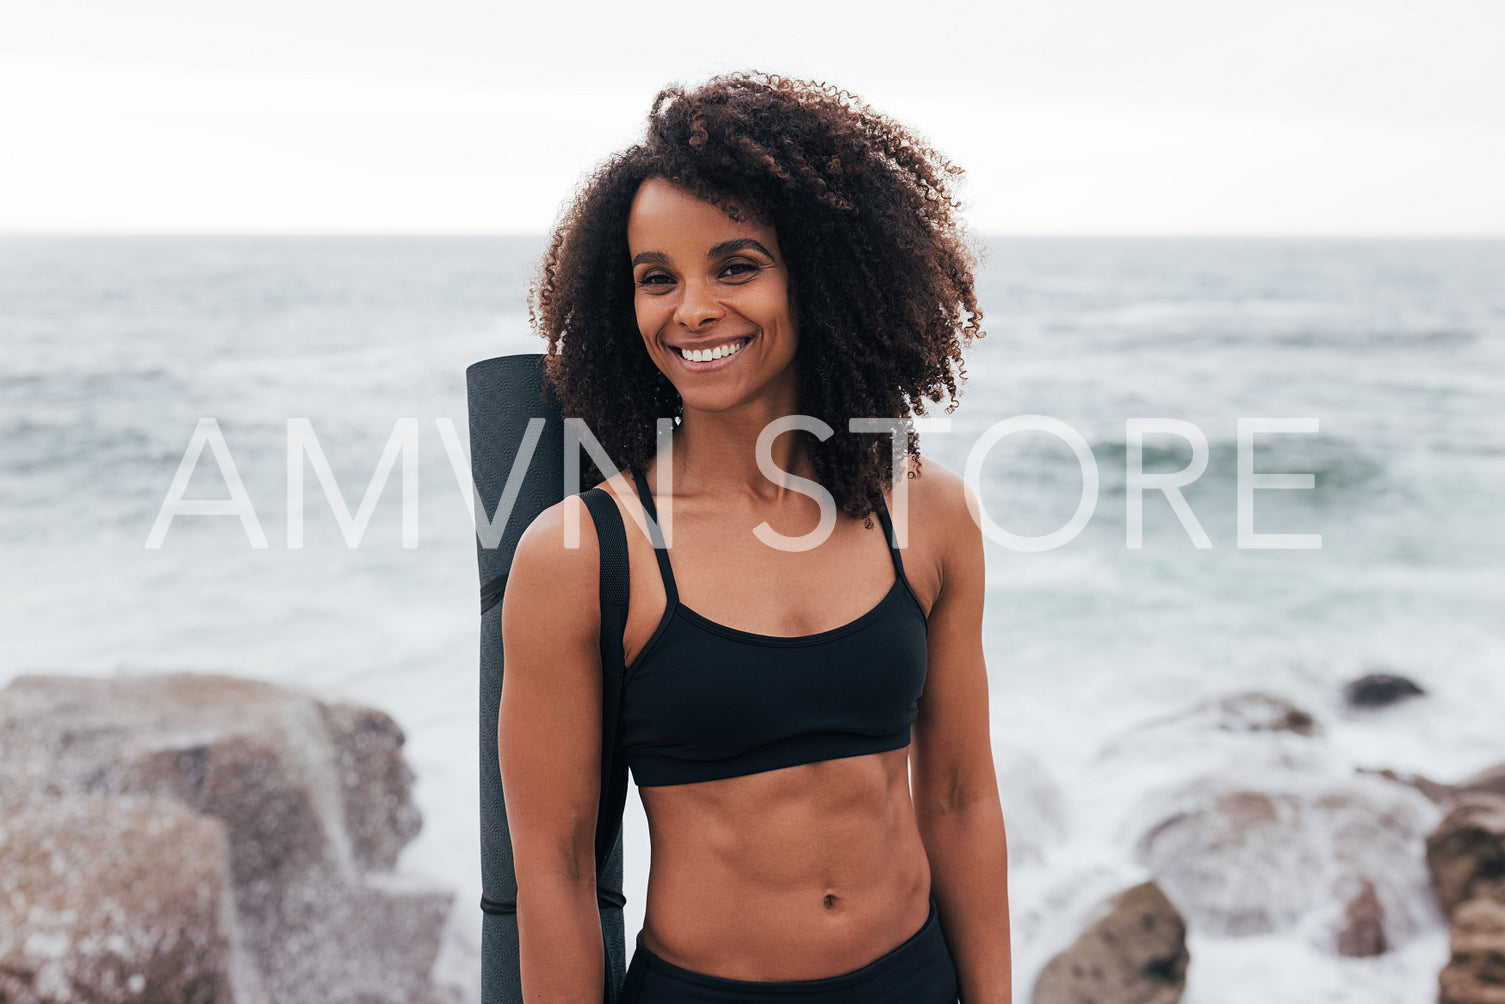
top-left (636, 271), bottom-right (675, 290)
top-left (720, 260), bottom-right (760, 281)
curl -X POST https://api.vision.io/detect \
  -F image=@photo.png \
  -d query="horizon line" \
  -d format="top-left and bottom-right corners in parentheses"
top-left (4, 229), bottom-right (1505, 241)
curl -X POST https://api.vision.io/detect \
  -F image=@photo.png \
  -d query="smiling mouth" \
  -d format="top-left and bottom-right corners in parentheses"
top-left (674, 337), bottom-right (750, 363)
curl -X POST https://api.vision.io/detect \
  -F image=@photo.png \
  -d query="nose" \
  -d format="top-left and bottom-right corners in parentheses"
top-left (674, 279), bottom-right (723, 329)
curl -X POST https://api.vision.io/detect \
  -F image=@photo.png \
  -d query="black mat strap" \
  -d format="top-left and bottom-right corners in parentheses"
top-left (479, 885), bottom-right (625, 917)
top-left (479, 573), bottom-right (508, 616)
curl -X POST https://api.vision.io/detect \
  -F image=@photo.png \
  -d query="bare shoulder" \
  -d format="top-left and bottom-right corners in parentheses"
top-left (503, 496), bottom-right (601, 636)
top-left (887, 455), bottom-right (981, 613)
top-left (902, 454), bottom-right (980, 547)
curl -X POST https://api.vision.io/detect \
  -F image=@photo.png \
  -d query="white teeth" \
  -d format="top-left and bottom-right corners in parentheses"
top-left (680, 340), bottom-right (746, 363)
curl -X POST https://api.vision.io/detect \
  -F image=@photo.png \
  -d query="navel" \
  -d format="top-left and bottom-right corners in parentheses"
top-left (823, 893), bottom-right (839, 910)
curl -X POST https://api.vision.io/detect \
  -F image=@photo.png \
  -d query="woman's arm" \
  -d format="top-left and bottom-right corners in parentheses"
top-left (499, 496), bottom-right (608, 1001)
top-left (908, 463), bottom-right (1012, 1004)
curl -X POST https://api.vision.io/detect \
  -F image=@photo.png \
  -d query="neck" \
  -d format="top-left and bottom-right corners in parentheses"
top-left (665, 391), bottom-right (814, 503)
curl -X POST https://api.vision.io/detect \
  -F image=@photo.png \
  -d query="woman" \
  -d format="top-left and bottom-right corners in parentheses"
top-left (500, 72), bottom-right (1010, 1002)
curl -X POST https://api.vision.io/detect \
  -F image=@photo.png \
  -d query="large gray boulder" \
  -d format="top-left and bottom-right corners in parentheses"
top-left (319, 701), bottom-right (423, 873)
top-left (0, 793), bottom-right (264, 1004)
top-left (1031, 881), bottom-right (1188, 1004)
top-left (0, 672), bottom-right (452, 1004)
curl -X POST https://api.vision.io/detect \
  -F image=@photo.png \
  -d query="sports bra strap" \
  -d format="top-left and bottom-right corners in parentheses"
top-left (629, 469), bottom-right (916, 607)
top-left (629, 468), bottom-right (679, 605)
top-left (874, 495), bottom-right (915, 588)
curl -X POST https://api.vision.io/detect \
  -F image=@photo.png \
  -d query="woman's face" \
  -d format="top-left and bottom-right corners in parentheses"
top-left (627, 177), bottom-right (799, 418)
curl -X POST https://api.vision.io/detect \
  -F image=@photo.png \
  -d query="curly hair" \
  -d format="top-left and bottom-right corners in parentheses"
top-left (531, 70), bottom-right (984, 520)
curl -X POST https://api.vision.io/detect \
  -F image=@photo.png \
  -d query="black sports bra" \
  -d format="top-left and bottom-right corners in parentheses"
top-left (620, 469), bottom-right (930, 787)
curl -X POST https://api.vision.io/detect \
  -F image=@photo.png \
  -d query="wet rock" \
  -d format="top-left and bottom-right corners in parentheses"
top-left (0, 793), bottom-right (265, 1004)
top-left (1133, 691), bottom-right (1321, 739)
top-left (1359, 767), bottom-right (1463, 805)
top-left (0, 672), bottom-right (452, 1004)
top-left (1336, 877), bottom-right (1387, 957)
top-left (1427, 793), bottom-right (1505, 918)
top-left (1129, 772), bottom-right (1438, 947)
top-left (1364, 762), bottom-right (1505, 807)
top-left (1342, 671), bottom-right (1425, 710)
top-left (1455, 764), bottom-right (1505, 802)
top-left (1438, 898), bottom-right (1505, 1004)
top-left (1031, 881), bottom-right (1188, 1004)
top-left (1200, 691), bottom-right (1320, 736)
top-left (318, 701), bottom-right (423, 873)
top-left (1094, 691), bottom-right (1330, 792)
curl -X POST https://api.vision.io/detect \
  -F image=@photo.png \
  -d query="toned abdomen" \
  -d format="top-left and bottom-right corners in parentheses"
top-left (636, 746), bottom-right (932, 981)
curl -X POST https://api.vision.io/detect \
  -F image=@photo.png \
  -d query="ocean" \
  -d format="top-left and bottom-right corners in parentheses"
top-left (2, 234), bottom-right (1502, 1001)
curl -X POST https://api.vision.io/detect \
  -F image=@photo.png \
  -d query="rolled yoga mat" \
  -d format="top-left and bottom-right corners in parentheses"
top-left (467, 352), bottom-right (627, 1004)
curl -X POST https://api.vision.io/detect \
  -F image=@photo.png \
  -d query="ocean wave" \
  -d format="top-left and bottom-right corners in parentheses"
top-left (965, 432), bottom-right (1388, 502)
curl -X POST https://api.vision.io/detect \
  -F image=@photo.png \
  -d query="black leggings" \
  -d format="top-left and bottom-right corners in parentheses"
top-left (620, 898), bottom-right (959, 1003)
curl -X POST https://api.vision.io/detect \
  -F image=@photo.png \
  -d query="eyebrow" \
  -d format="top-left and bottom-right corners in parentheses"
top-left (709, 238), bottom-right (776, 260)
top-left (631, 238), bottom-right (777, 268)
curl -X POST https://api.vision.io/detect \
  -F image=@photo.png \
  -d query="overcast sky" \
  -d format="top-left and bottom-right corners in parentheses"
top-left (3, 0), bottom-right (1502, 234)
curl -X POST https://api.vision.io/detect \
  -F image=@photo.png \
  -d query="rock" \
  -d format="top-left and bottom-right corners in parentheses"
top-left (1093, 692), bottom-right (1330, 795)
top-left (1363, 763), bottom-right (1505, 807)
top-left (1425, 794), bottom-right (1505, 1002)
top-left (1438, 898), bottom-right (1505, 1004)
top-left (1031, 881), bottom-right (1188, 1004)
top-left (1358, 767), bottom-right (1462, 805)
top-left (1202, 691), bottom-right (1320, 736)
top-left (1427, 793), bottom-right (1505, 918)
top-left (1136, 691), bottom-right (1321, 739)
top-left (1456, 765), bottom-right (1505, 802)
top-left (318, 701), bottom-right (423, 873)
top-left (1336, 877), bottom-right (1387, 957)
top-left (1343, 671), bottom-right (1425, 710)
top-left (0, 672), bottom-right (452, 1004)
top-left (1129, 772), bottom-right (1438, 946)
top-left (1096, 691), bottom-right (1325, 775)
top-left (0, 793), bottom-right (265, 1004)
